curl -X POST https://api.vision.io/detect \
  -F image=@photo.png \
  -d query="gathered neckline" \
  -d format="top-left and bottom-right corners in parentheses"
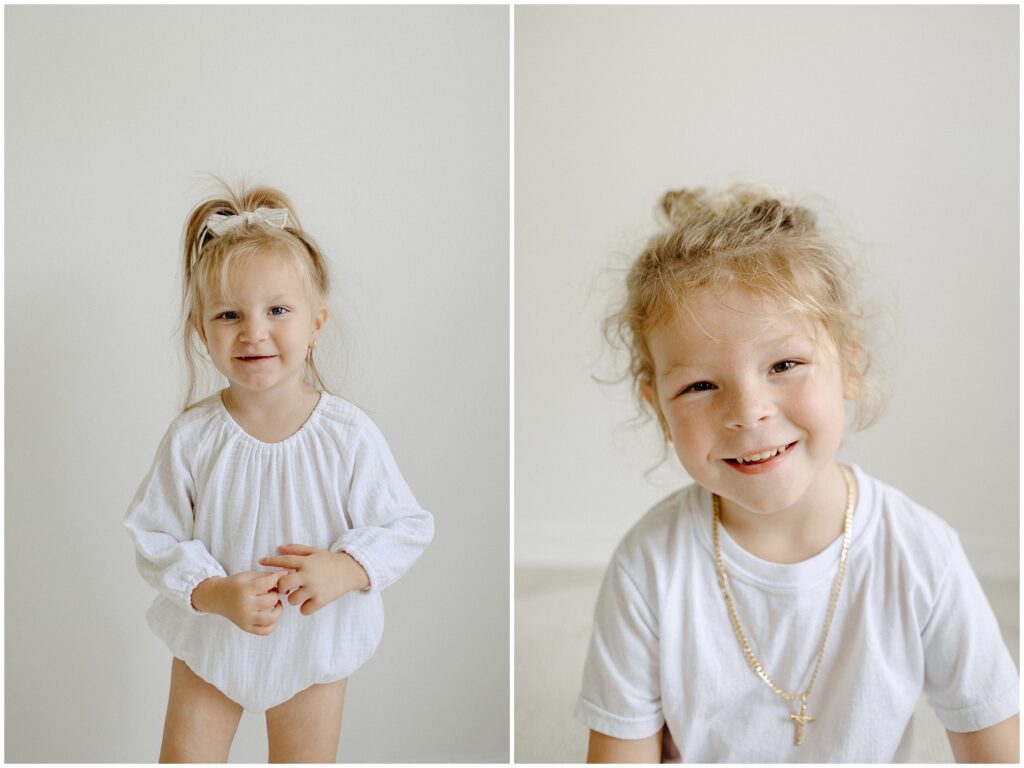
top-left (215, 389), bottom-right (328, 450)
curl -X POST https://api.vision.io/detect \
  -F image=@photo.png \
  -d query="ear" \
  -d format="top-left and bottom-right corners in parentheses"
top-left (641, 380), bottom-right (656, 410)
top-left (193, 317), bottom-right (208, 347)
top-left (842, 335), bottom-right (863, 400)
top-left (641, 380), bottom-right (672, 443)
top-left (311, 306), bottom-right (328, 343)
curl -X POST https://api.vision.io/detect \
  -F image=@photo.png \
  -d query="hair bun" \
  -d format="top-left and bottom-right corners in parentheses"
top-left (749, 198), bottom-right (816, 232)
top-left (660, 183), bottom-right (816, 235)
top-left (660, 188), bottom-right (708, 224)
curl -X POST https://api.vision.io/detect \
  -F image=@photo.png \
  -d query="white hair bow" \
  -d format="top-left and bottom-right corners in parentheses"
top-left (204, 207), bottom-right (290, 236)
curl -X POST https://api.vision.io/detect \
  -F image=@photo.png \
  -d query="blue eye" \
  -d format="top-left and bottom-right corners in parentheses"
top-left (270, 306), bottom-right (289, 316)
top-left (771, 360), bottom-right (801, 374)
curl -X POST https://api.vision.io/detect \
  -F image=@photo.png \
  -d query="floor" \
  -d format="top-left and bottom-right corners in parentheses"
top-left (514, 566), bottom-right (1019, 763)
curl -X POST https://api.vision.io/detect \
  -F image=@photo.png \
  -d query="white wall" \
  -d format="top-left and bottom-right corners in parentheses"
top-left (515, 5), bottom-right (1019, 583)
top-left (6, 6), bottom-right (508, 762)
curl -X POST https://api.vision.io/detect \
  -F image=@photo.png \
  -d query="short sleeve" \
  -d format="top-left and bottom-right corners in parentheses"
top-left (921, 533), bottom-right (1019, 732)
top-left (123, 423), bottom-right (227, 615)
top-left (328, 412), bottom-right (434, 593)
top-left (575, 555), bottom-right (664, 740)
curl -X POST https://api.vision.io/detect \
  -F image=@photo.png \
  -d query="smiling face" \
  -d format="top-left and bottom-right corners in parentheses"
top-left (198, 249), bottom-right (327, 400)
top-left (642, 286), bottom-right (854, 520)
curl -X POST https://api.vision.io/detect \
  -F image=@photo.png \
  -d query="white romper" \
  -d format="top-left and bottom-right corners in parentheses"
top-left (124, 391), bottom-right (434, 712)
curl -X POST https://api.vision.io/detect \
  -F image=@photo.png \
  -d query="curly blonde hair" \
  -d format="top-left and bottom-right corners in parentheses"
top-left (605, 182), bottom-right (884, 435)
top-left (179, 180), bottom-right (333, 410)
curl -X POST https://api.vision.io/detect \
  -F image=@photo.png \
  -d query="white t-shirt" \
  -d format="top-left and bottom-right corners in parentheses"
top-left (576, 464), bottom-right (1018, 762)
top-left (124, 391), bottom-right (434, 712)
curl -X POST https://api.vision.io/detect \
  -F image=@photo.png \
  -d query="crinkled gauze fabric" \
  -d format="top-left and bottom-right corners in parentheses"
top-left (125, 391), bottom-right (434, 712)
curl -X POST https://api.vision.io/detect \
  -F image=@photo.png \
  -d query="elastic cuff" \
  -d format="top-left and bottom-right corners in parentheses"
top-left (185, 572), bottom-right (223, 616)
top-left (337, 546), bottom-right (377, 592)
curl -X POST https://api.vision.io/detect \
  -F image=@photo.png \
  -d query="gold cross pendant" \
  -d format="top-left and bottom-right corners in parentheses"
top-left (789, 701), bottom-right (815, 746)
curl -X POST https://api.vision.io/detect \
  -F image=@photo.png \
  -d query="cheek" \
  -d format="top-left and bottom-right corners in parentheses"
top-left (208, 328), bottom-right (232, 349)
top-left (791, 376), bottom-right (847, 437)
top-left (664, 404), bottom-right (714, 453)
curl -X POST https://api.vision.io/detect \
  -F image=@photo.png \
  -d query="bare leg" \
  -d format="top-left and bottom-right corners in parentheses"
top-left (265, 678), bottom-right (347, 763)
top-left (159, 657), bottom-right (244, 763)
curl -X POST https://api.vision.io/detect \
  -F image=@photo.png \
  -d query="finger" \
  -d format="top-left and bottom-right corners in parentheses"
top-left (256, 571), bottom-right (290, 593)
top-left (288, 585), bottom-right (311, 606)
top-left (300, 597), bottom-right (321, 616)
top-left (251, 567), bottom-right (289, 580)
top-left (278, 543), bottom-right (318, 555)
top-left (270, 569), bottom-right (292, 586)
top-left (259, 556), bottom-right (302, 570)
top-left (279, 571), bottom-right (305, 594)
top-left (257, 599), bottom-right (283, 623)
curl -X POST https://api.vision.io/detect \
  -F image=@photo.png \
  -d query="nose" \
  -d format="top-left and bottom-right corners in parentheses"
top-left (723, 381), bottom-right (776, 430)
top-left (239, 316), bottom-right (269, 342)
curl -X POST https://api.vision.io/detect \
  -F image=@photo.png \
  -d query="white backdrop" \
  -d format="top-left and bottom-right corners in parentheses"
top-left (6, 6), bottom-right (508, 763)
top-left (515, 5), bottom-right (1019, 583)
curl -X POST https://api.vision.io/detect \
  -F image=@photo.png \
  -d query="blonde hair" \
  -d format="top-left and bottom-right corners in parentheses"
top-left (179, 181), bottom-right (333, 410)
top-left (605, 182), bottom-right (885, 435)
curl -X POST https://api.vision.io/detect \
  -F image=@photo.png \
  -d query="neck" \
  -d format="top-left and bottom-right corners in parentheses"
top-left (717, 462), bottom-right (850, 564)
top-left (222, 378), bottom-right (318, 418)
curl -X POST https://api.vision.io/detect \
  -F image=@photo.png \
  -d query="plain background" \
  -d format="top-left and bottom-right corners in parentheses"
top-left (516, 4), bottom-right (1019, 578)
top-left (6, 5), bottom-right (508, 763)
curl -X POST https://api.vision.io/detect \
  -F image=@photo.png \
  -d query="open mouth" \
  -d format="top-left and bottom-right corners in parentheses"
top-left (725, 442), bottom-right (798, 466)
top-left (236, 355), bottom-right (275, 362)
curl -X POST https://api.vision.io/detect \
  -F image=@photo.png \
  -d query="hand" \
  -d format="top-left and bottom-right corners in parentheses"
top-left (193, 570), bottom-right (289, 636)
top-left (259, 544), bottom-right (370, 616)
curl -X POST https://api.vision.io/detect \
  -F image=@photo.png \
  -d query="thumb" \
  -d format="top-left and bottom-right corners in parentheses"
top-left (278, 543), bottom-right (317, 554)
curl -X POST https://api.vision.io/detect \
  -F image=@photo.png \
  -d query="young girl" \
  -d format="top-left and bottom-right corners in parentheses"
top-left (124, 184), bottom-right (434, 762)
top-left (577, 184), bottom-right (1018, 763)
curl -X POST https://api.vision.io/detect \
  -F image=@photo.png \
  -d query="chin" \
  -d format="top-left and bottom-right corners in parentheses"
top-left (733, 496), bottom-right (798, 516)
top-left (714, 481), bottom-right (809, 517)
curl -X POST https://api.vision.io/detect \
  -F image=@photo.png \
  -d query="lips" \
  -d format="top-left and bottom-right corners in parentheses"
top-left (236, 355), bottom-right (276, 363)
top-left (722, 441), bottom-right (798, 474)
top-left (726, 442), bottom-right (797, 465)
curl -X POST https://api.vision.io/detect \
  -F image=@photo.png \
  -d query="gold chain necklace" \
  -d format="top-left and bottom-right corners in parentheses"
top-left (711, 464), bottom-right (855, 747)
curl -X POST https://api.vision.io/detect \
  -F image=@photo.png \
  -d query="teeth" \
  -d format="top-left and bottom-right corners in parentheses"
top-left (735, 444), bottom-right (788, 464)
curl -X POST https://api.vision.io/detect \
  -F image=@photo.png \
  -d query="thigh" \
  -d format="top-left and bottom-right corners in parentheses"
top-left (265, 678), bottom-right (348, 763)
top-left (159, 657), bottom-right (244, 764)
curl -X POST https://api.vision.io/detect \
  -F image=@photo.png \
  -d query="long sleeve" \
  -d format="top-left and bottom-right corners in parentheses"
top-left (329, 413), bottom-right (434, 592)
top-left (123, 422), bottom-right (227, 615)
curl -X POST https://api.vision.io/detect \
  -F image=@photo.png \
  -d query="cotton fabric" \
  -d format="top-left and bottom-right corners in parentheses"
top-left (576, 464), bottom-right (1018, 762)
top-left (124, 391), bottom-right (434, 712)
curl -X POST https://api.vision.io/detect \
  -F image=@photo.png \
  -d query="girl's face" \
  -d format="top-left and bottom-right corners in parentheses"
top-left (200, 250), bottom-right (327, 400)
top-left (643, 286), bottom-right (855, 518)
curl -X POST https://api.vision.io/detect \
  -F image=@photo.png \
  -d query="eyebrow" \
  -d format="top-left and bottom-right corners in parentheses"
top-left (657, 334), bottom-right (809, 380)
top-left (208, 294), bottom-right (296, 308)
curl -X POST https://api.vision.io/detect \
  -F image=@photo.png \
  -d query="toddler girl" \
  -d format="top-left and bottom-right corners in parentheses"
top-left (124, 183), bottom-right (434, 762)
top-left (577, 183), bottom-right (1018, 762)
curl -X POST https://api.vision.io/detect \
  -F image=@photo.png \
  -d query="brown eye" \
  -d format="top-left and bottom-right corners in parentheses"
top-left (771, 360), bottom-right (800, 374)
